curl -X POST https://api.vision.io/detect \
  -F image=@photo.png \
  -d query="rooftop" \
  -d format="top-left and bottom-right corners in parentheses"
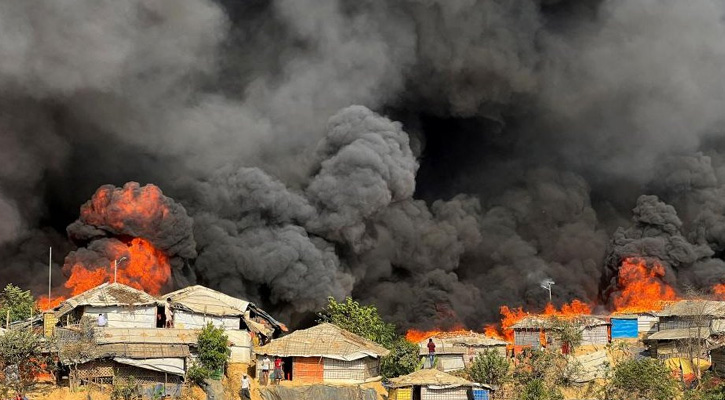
top-left (388, 368), bottom-right (485, 389)
top-left (255, 323), bottom-right (390, 361)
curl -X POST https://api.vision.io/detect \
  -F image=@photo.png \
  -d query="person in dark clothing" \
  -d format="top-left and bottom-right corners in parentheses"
top-left (427, 338), bottom-right (436, 368)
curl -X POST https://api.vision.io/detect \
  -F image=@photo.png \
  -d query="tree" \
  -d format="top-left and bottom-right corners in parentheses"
top-left (549, 317), bottom-right (583, 352)
top-left (0, 329), bottom-right (45, 394)
top-left (197, 323), bottom-right (230, 372)
top-left (379, 338), bottom-right (420, 379)
top-left (319, 297), bottom-right (397, 347)
top-left (468, 349), bottom-right (510, 387)
top-left (320, 297), bottom-right (418, 378)
top-left (605, 358), bottom-right (680, 400)
top-left (0, 284), bottom-right (37, 325)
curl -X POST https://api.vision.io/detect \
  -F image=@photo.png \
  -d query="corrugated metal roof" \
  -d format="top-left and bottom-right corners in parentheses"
top-left (162, 285), bottom-right (250, 317)
top-left (388, 368), bottom-right (480, 389)
top-left (645, 328), bottom-right (712, 341)
top-left (657, 300), bottom-right (725, 317)
top-left (94, 328), bottom-right (200, 345)
top-left (54, 283), bottom-right (157, 318)
top-left (255, 323), bottom-right (390, 360)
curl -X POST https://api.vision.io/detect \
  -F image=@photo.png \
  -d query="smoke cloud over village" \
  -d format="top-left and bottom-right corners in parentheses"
top-left (3, 0), bottom-right (725, 330)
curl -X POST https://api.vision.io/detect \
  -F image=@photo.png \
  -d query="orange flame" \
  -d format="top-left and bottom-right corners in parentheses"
top-left (80, 183), bottom-right (170, 232)
top-left (65, 238), bottom-right (170, 295)
top-left (405, 326), bottom-right (470, 343)
top-left (612, 257), bottom-right (678, 313)
top-left (713, 284), bottom-right (725, 300)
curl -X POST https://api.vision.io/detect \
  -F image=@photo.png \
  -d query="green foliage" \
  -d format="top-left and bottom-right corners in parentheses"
top-left (0, 328), bottom-right (45, 393)
top-left (518, 378), bottom-right (564, 400)
top-left (605, 358), bottom-right (680, 400)
top-left (380, 338), bottom-right (420, 379)
top-left (0, 284), bottom-right (37, 325)
top-left (196, 323), bottom-right (230, 372)
top-left (319, 297), bottom-right (397, 347)
top-left (186, 362), bottom-right (210, 385)
top-left (549, 317), bottom-right (583, 351)
top-left (468, 349), bottom-right (510, 387)
top-left (111, 377), bottom-right (141, 400)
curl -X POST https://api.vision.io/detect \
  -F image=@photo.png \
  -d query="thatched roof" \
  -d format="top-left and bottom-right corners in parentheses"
top-left (657, 300), bottom-right (725, 318)
top-left (255, 323), bottom-right (390, 360)
top-left (54, 283), bottom-right (156, 318)
top-left (388, 368), bottom-right (479, 389)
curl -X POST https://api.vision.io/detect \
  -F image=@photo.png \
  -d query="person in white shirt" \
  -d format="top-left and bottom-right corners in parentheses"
top-left (240, 374), bottom-right (251, 400)
top-left (164, 298), bottom-right (174, 328)
top-left (261, 356), bottom-right (271, 385)
top-left (97, 314), bottom-right (107, 327)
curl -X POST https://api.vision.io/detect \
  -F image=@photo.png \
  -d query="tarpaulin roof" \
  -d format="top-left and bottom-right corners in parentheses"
top-left (113, 357), bottom-right (185, 376)
top-left (657, 300), bottom-right (725, 318)
top-left (645, 328), bottom-right (712, 341)
top-left (388, 368), bottom-right (485, 389)
top-left (162, 285), bottom-right (286, 333)
top-left (95, 343), bottom-right (190, 359)
top-left (94, 328), bottom-right (200, 345)
top-left (54, 283), bottom-right (156, 318)
top-left (255, 323), bottom-right (390, 360)
top-left (512, 316), bottom-right (609, 329)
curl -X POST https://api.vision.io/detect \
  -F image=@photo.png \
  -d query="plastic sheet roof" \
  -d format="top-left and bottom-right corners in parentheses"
top-left (255, 323), bottom-right (390, 360)
top-left (54, 283), bottom-right (156, 318)
top-left (657, 300), bottom-right (725, 318)
top-left (645, 328), bottom-right (712, 341)
top-left (388, 368), bottom-right (483, 389)
top-left (94, 328), bottom-right (200, 345)
top-left (162, 285), bottom-right (250, 317)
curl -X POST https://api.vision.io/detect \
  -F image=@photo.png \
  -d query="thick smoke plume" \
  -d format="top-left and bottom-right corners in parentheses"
top-left (4, 0), bottom-right (725, 330)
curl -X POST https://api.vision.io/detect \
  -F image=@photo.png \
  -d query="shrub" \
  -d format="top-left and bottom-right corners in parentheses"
top-left (380, 338), bottom-right (420, 379)
top-left (186, 362), bottom-right (210, 385)
top-left (518, 378), bottom-right (564, 400)
top-left (605, 358), bottom-right (679, 400)
top-left (197, 323), bottom-right (230, 372)
top-left (468, 349), bottom-right (510, 387)
top-left (111, 377), bottom-right (140, 400)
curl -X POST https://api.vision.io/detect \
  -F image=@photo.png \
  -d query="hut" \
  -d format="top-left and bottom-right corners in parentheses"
top-left (387, 368), bottom-right (490, 400)
top-left (610, 313), bottom-right (659, 339)
top-left (62, 327), bottom-right (196, 395)
top-left (162, 285), bottom-right (285, 343)
top-left (512, 316), bottom-right (609, 352)
top-left (417, 332), bottom-right (507, 371)
top-left (657, 300), bottom-right (725, 331)
top-left (254, 323), bottom-right (389, 384)
top-left (53, 283), bottom-right (158, 329)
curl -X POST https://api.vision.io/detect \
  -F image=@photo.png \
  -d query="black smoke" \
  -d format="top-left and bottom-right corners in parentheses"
top-left (2, 0), bottom-right (725, 330)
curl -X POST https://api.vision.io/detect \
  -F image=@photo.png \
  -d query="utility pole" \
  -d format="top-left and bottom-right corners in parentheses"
top-left (48, 247), bottom-right (52, 308)
top-left (541, 279), bottom-right (555, 302)
top-left (114, 256), bottom-right (128, 283)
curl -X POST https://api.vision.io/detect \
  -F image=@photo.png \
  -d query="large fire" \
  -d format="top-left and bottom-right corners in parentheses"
top-left (38, 183), bottom-right (174, 311)
top-left (611, 257), bottom-right (678, 313)
top-left (405, 326), bottom-right (470, 343)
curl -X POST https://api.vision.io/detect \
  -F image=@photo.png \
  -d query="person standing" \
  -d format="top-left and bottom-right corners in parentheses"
top-left (427, 338), bottom-right (436, 368)
top-left (97, 314), bottom-right (107, 327)
top-left (240, 374), bottom-right (251, 400)
top-left (261, 356), bottom-right (271, 385)
top-left (164, 298), bottom-right (174, 328)
top-left (273, 357), bottom-right (284, 385)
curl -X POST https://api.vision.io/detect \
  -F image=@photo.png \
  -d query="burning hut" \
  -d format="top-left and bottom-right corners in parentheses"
top-left (162, 285), bottom-right (285, 344)
top-left (387, 368), bottom-right (490, 400)
top-left (52, 283), bottom-right (158, 329)
top-left (254, 323), bottom-right (389, 384)
top-left (417, 332), bottom-right (507, 371)
top-left (512, 315), bottom-right (609, 352)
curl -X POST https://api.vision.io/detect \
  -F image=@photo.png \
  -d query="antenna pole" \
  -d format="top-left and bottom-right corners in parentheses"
top-left (114, 259), bottom-right (118, 283)
top-left (48, 247), bottom-right (52, 308)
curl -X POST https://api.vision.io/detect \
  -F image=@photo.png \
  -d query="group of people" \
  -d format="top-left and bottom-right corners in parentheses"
top-left (239, 356), bottom-right (284, 399)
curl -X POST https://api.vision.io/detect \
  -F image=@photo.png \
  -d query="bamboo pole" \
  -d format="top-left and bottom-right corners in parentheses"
top-left (6, 309), bottom-right (9, 328)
